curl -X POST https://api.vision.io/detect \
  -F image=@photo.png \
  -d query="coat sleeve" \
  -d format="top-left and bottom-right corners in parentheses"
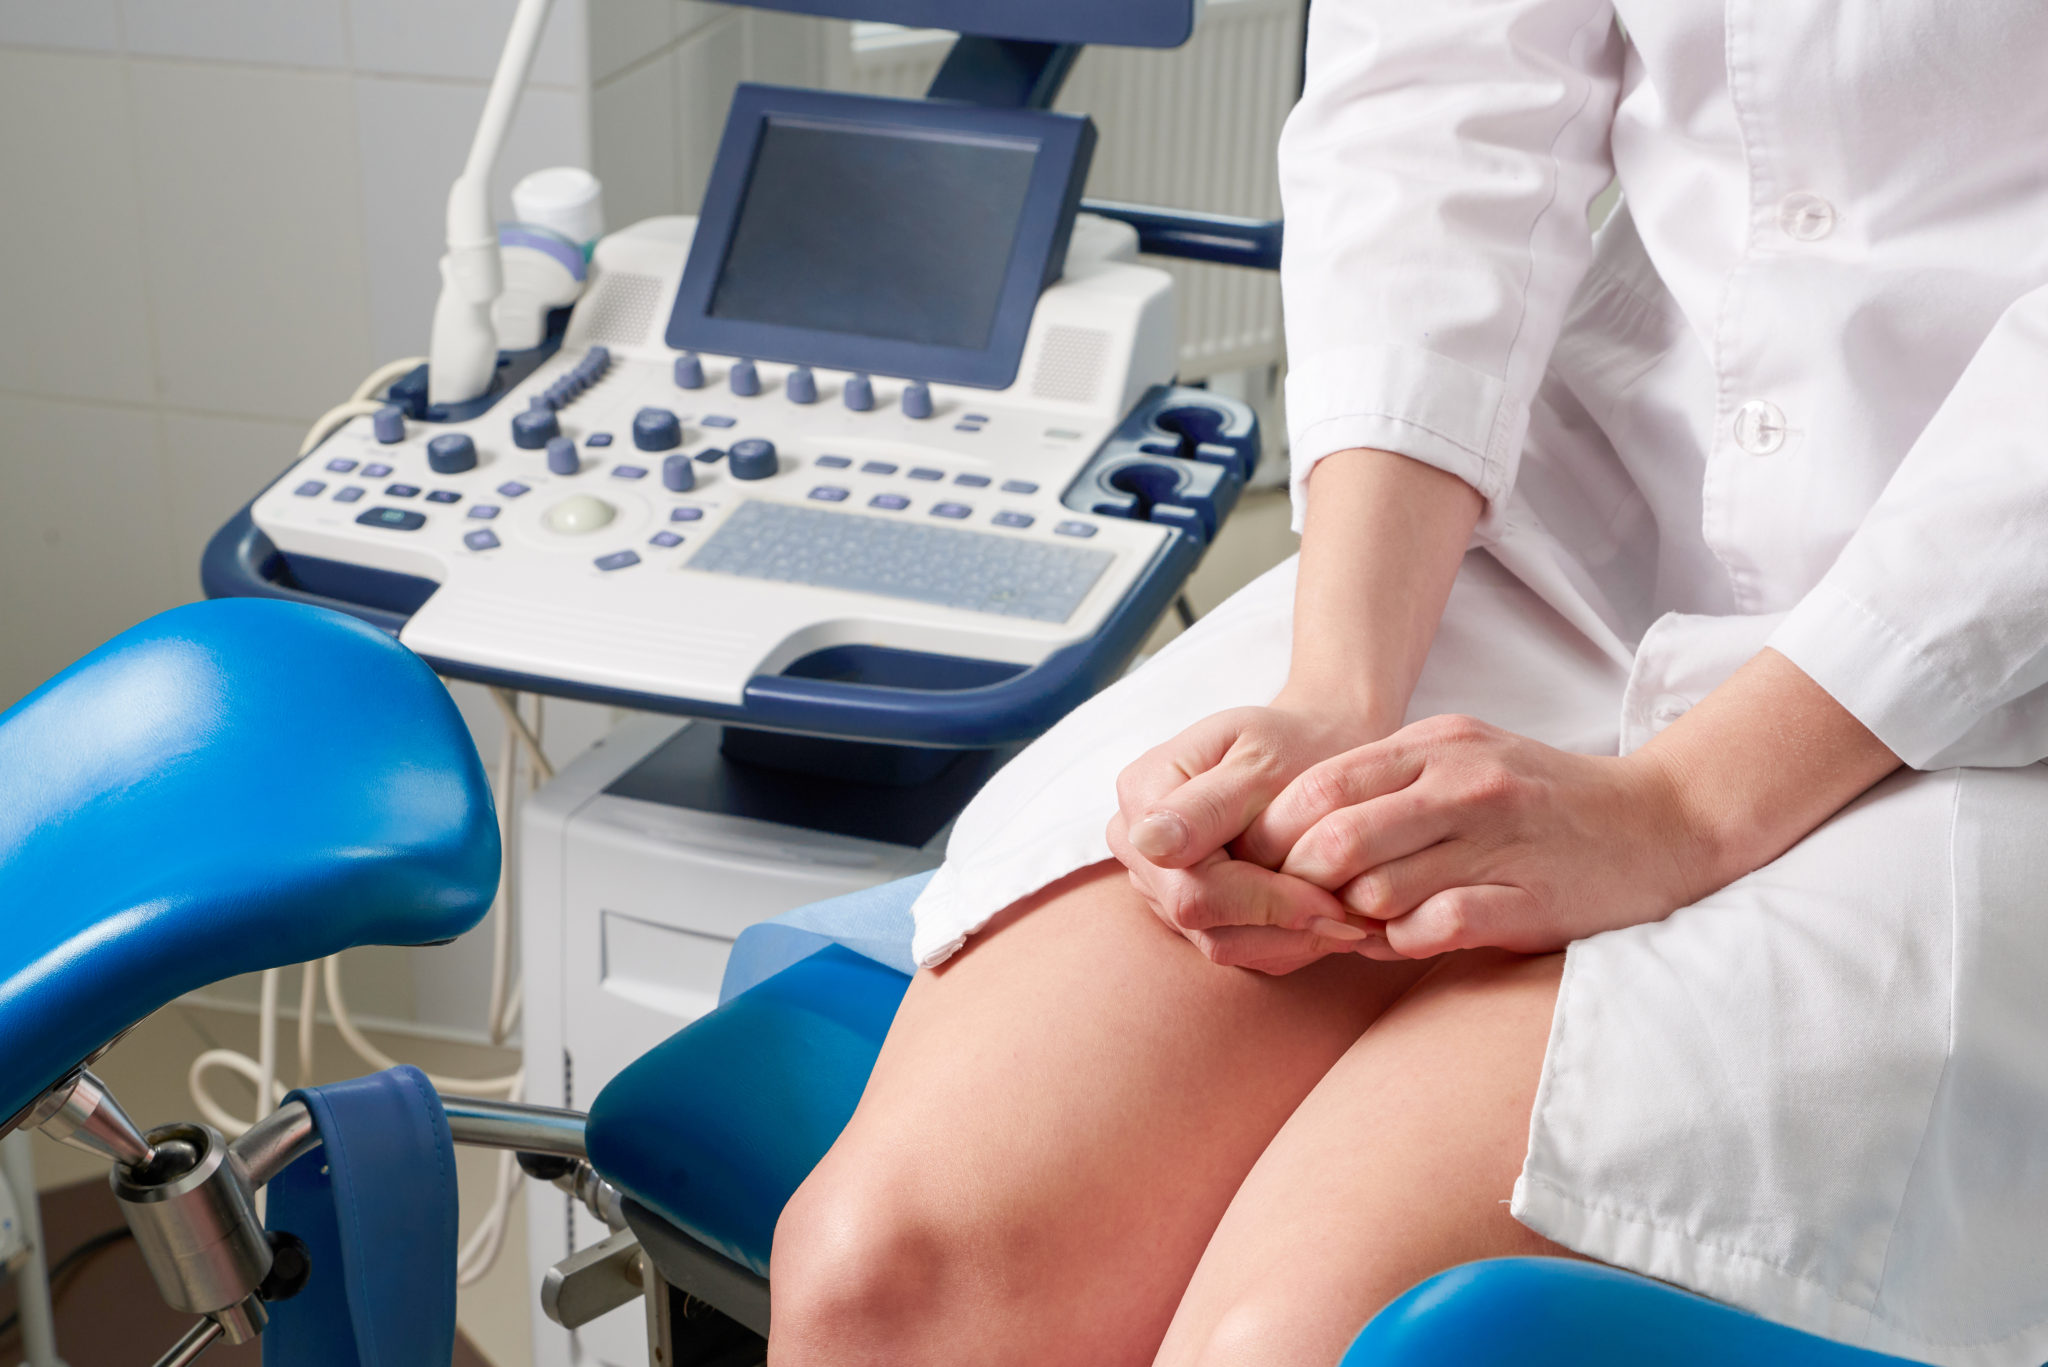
top-left (1278, 0), bottom-right (1624, 530)
top-left (1768, 284), bottom-right (2048, 769)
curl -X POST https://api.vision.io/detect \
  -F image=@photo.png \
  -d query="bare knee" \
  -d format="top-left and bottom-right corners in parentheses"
top-left (1183, 1278), bottom-right (1402, 1367)
top-left (766, 1158), bottom-right (958, 1367)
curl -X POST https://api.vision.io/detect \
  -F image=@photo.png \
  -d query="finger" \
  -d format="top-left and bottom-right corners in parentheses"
top-left (1331, 839), bottom-right (1478, 922)
top-left (1188, 924), bottom-right (1367, 974)
top-left (1382, 884), bottom-right (1541, 958)
top-left (1167, 858), bottom-right (1364, 935)
top-left (1237, 741), bottom-right (1425, 868)
top-left (1274, 787), bottom-right (1455, 891)
top-left (1129, 735), bottom-right (1308, 869)
top-left (1115, 711), bottom-right (1246, 818)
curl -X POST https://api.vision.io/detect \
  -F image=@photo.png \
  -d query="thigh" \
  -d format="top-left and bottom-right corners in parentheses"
top-left (770, 862), bottom-right (1430, 1367)
top-left (1154, 950), bottom-right (1571, 1367)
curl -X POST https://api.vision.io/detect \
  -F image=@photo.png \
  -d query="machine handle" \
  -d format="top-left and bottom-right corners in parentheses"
top-left (201, 505), bottom-right (418, 637)
top-left (1078, 199), bottom-right (1283, 272)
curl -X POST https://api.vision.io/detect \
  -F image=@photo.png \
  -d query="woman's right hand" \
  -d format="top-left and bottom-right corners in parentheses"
top-left (1106, 701), bottom-right (1392, 972)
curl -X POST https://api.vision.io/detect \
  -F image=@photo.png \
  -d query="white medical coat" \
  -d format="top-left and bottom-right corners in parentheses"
top-left (909, 5), bottom-right (2048, 1360)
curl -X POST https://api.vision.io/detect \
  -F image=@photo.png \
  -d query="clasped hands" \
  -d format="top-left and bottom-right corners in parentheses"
top-left (1106, 698), bottom-right (1716, 975)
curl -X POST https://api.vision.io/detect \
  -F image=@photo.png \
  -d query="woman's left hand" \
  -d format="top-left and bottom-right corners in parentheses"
top-left (1234, 713), bottom-right (1720, 959)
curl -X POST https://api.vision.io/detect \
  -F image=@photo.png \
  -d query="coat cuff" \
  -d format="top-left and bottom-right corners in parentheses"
top-left (1285, 341), bottom-right (1524, 530)
top-left (1766, 581), bottom-right (1977, 770)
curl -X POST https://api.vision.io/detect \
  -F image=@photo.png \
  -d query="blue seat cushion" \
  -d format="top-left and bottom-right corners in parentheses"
top-left (0, 599), bottom-right (499, 1129)
top-left (1343, 1258), bottom-right (1931, 1366)
top-left (586, 945), bottom-right (911, 1276)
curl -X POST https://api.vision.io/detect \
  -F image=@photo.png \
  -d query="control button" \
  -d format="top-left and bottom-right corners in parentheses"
top-left (543, 493), bottom-right (617, 535)
top-left (649, 530), bottom-right (684, 548)
top-left (426, 433), bottom-right (477, 474)
top-left (701, 414), bottom-right (736, 428)
top-left (611, 465), bottom-right (648, 480)
top-left (334, 486), bottom-right (365, 504)
top-left (953, 422), bottom-right (981, 433)
top-left (931, 501), bottom-right (971, 519)
top-left (901, 380), bottom-right (933, 420)
top-left (362, 462), bottom-right (393, 478)
top-left (815, 455), bottom-right (852, 468)
top-left (1001, 479), bottom-right (1038, 495)
top-left (992, 511), bottom-right (1034, 529)
top-left (1779, 192), bottom-right (1836, 242)
top-left (497, 480), bottom-right (531, 498)
top-left (1733, 399), bottom-right (1788, 455)
top-left (463, 529), bottom-right (500, 551)
top-left (908, 467), bottom-right (943, 482)
top-left (963, 413), bottom-right (990, 424)
top-left (325, 457), bottom-right (358, 474)
top-left (372, 405), bottom-right (406, 444)
top-left (586, 432), bottom-right (613, 447)
top-left (581, 345), bottom-right (611, 374)
top-left (728, 437), bottom-right (777, 480)
top-left (467, 504), bottom-right (500, 520)
top-left (512, 406), bottom-right (559, 449)
top-left (843, 373), bottom-right (874, 412)
top-left (673, 353), bottom-right (705, 389)
top-left (694, 448), bottom-right (725, 464)
top-left (356, 507), bottom-right (426, 532)
top-left (663, 453), bottom-right (696, 492)
top-left (595, 549), bottom-right (640, 572)
top-left (808, 485), bottom-right (849, 502)
top-left (293, 480), bottom-right (325, 497)
top-left (385, 483), bottom-right (420, 498)
top-left (729, 358), bottom-right (761, 397)
top-left (786, 365), bottom-right (818, 404)
top-left (633, 407), bottom-right (683, 451)
top-left (426, 490), bottom-right (461, 504)
top-left (1055, 520), bottom-right (1098, 538)
top-left (861, 461), bottom-right (898, 476)
top-left (546, 436), bottom-right (579, 476)
top-left (670, 506), bottom-right (704, 522)
top-left (869, 493), bottom-right (910, 510)
top-left (954, 473), bottom-right (991, 488)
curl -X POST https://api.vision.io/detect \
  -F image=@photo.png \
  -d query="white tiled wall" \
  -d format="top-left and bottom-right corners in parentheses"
top-left (0, 3), bottom-right (803, 1051)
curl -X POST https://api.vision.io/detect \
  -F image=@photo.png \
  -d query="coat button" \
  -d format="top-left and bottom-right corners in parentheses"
top-left (1778, 192), bottom-right (1836, 242)
top-left (1650, 694), bottom-right (1692, 729)
top-left (1733, 399), bottom-right (1788, 455)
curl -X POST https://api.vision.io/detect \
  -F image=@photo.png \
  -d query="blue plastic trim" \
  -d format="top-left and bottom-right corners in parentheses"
top-left (688, 0), bottom-right (1195, 49)
top-left (498, 223), bottom-right (588, 282)
top-left (667, 85), bottom-right (1096, 389)
top-left (383, 308), bottom-right (569, 424)
top-left (1079, 199), bottom-right (1283, 273)
top-left (926, 38), bottom-right (1079, 109)
top-left (201, 501), bottom-right (429, 638)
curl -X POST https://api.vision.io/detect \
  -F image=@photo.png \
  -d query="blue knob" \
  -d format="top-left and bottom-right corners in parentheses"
top-left (512, 406), bottom-right (560, 449)
top-left (673, 353), bottom-right (705, 389)
top-left (372, 404), bottom-right (405, 444)
top-left (632, 407), bottom-right (682, 451)
top-left (546, 436), bottom-right (579, 476)
top-left (901, 380), bottom-right (933, 420)
top-left (786, 365), bottom-right (818, 404)
top-left (663, 453), bottom-right (696, 492)
top-left (581, 345), bottom-right (611, 376)
top-left (843, 373), bottom-right (874, 412)
top-left (728, 437), bottom-right (777, 480)
top-left (426, 433), bottom-right (477, 475)
top-left (729, 358), bottom-right (760, 397)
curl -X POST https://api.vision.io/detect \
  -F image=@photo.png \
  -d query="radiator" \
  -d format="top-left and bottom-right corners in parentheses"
top-left (826, 0), bottom-right (1301, 383)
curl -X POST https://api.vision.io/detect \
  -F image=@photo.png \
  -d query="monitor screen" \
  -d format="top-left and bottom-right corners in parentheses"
top-left (707, 119), bottom-right (1039, 351)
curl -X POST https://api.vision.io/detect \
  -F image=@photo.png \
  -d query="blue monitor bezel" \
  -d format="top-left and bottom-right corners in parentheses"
top-left (666, 84), bottom-right (1095, 391)
top-left (699, 0), bottom-right (1195, 48)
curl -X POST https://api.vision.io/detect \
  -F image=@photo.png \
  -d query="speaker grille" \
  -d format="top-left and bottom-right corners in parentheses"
top-left (580, 271), bottom-right (665, 346)
top-left (1030, 326), bottom-right (1111, 404)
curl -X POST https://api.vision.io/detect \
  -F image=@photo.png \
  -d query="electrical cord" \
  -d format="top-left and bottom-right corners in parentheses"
top-left (295, 355), bottom-right (427, 456)
top-left (0, 1226), bottom-right (135, 1344)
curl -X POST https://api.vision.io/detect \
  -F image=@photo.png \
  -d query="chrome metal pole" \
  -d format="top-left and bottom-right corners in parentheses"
top-left (149, 1316), bottom-right (223, 1367)
top-left (1, 1131), bottom-right (68, 1367)
top-left (440, 1096), bottom-right (587, 1159)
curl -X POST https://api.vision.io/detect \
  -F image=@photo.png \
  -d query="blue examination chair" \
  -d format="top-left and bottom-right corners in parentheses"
top-left (0, 599), bottom-right (1931, 1365)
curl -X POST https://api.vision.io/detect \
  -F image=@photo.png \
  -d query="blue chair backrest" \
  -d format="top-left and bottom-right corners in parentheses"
top-left (0, 599), bottom-right (499, 1129)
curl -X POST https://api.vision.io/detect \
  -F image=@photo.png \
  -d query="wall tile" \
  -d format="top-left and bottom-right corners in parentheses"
top-left (0, 49), bottom-right (154, 404)
top-left (592, 35), bottom-right (681, 226)
top-left (588, 0), bottom-right (676, 83)
top-left (127, 60), bottom-right (374, 421)
top-left (0, 0), bottom-right (119, 50)
top-left (157, 410), bottom-right (305, 583)
top-left (355, 77), bottom-right (589, 364)
top-left (119, 0), bottom-right (348, 68)
top-left (349, 0), bottom-right (587, 89)
top-left (673, 16), bottom-right (744, 214)
top-left (0, 396), bottom-right (181, 709)
top-left (673, 1), bottom-right (724, 41)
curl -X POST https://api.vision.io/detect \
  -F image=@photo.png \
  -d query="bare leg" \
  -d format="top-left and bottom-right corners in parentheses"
top-left (767, 862), bottom-right (1433, 1367)
top-left (1153, 950), bottom-right (1573, 1367)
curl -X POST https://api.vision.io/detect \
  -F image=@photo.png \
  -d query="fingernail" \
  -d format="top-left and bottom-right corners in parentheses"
top-left (1309, 916), bottom-right (1370, 942)
top-left (1130, 812), bottom-right (1190, 859)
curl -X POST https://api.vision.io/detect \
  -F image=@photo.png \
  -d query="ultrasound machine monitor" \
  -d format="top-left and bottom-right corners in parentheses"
top-left (669, 85), bottom-right (1096, 389)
